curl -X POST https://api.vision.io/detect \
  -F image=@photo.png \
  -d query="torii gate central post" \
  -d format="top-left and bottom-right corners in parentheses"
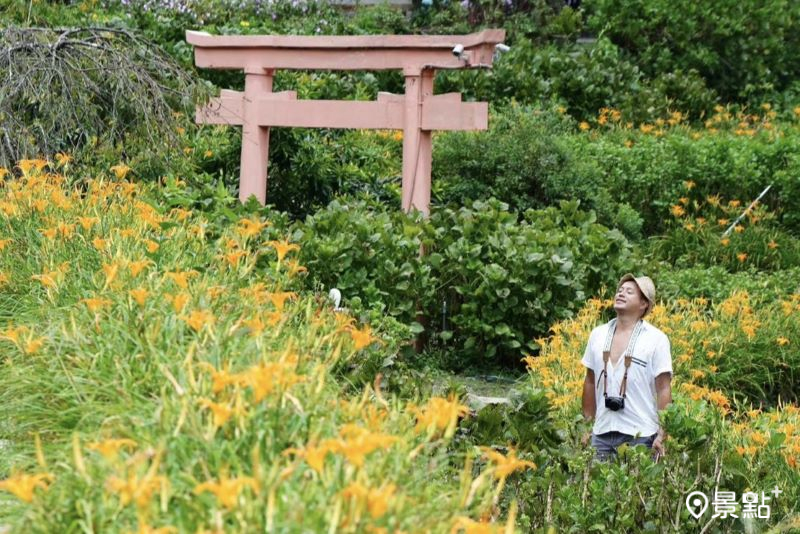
top-left (186, 29), bottom-right (505, 216)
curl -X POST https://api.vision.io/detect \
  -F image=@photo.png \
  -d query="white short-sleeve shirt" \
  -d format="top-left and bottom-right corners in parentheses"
top-left (581, 319), bottom-right (672, 437)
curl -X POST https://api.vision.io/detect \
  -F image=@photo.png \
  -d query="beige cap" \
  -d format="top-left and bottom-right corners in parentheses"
top-left (618, 273), bottom-right (656, 317)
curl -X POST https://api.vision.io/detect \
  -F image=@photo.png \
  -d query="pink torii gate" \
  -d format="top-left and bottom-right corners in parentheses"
top-left (186, 29), bottom-right (505, 215)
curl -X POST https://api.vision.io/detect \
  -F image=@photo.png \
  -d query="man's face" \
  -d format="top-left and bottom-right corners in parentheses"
top-left (614, 281), bottom-right (649, 317)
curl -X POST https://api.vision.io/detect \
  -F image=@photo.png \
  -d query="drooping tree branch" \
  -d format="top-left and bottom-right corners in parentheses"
top-left (0, 26), bottom-right (208, 166)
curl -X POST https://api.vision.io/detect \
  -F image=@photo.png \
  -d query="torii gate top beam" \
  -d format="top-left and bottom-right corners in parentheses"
top-left (186, 29), bottom-right (506, 72)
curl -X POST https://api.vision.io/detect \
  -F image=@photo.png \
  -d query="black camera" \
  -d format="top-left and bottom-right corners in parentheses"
top-left (605, 396), bottom-right (625, 411)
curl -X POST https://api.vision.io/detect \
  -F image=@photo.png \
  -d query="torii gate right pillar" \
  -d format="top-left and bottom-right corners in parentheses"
top-left (402, 68), bottom-right (435, 216)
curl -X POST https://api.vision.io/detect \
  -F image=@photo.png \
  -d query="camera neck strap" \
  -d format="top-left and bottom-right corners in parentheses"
top-left (601, 318), bottom-right (644, 399)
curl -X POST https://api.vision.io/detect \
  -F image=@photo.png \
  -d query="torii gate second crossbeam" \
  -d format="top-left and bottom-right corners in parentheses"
top-left (186, 29), bottom-right (505, 215)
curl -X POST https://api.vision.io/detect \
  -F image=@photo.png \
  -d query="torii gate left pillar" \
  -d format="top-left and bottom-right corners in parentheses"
top-left (187, 30), bottom-right (506, 216)
top-left (240, 67), bottom-right (273, 205)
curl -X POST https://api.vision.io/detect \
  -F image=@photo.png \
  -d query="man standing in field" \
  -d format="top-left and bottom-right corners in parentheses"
top-left (580, 274), bottom-right (673, 461)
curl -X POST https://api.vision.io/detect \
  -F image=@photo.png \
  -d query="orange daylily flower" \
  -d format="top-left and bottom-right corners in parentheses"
top-left (77, 216), bottom-right (100, 231)
top-left (266, 240), bottom-right (300, 262)
top-left (0, 472), bottom-right (54, 503)
top-left (480, 446), bottom-right (536, 479)
top-left (164, 270), bottom-right (198, 290)
top-left (198, 398), bottom-right (241, 429)
top-left (411, 395), bottom-right (469, 438)
top-left (193, 474), bottom-right (258, 510)
top-left (102, 262), bottom-right (120, 289)
top-left (181, 309), bottom-right (216, 333)
top-left (110, 164), bottom-right (131, 180)
top-left (128, 259), bottom-right (152, 278)
top-left (55, 153), bottom-right (73, 167)
top-left (236, 218), bottom-right (270, 239)
top-left (349, 324), bottom-right (379, 350)
top-left (166, 293), bottom-right (190, 313)
top-left (267, 291), bottom-right (297, 311)
top-left (129, 288), bottom-right (150, 307)
top-left (81, 297), bottom-right (112, 313)
top-left (88, 438), bottom-right (137, 460)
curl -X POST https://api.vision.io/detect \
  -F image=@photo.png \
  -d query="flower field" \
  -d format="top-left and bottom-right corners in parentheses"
top-left (0, 163), bottom-right (531, 532)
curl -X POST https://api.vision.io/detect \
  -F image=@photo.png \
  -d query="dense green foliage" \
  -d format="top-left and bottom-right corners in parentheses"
top-left (436, 104), bottom-right (800, 237)
top-left (426, 199), bottom-right (632, 363)
top-left (295, 198), bottom-right (634, 367)
top-left (587, 0), bottom-right (800, 104)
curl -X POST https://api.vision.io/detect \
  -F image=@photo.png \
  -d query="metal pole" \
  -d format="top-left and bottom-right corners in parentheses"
top-left (722, 184), bottom-right (772, 238)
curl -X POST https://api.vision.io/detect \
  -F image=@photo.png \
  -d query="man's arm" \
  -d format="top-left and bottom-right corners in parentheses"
top-left (582, 368), bottom-right (596, 421)
top-left (580, 368), bottom-right (595, 446)
top-left (655, 372), bottom-right (672, 412)
top-left (653, 372), bottom-right (672, 455)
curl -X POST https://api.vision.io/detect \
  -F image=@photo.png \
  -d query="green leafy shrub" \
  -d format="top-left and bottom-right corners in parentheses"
top-left (425, 198), bottom-right (634, 364)
top-left (293, 197), bottom-right (432, 321)
top-left (266, 128), bottom-right (401, 219)
top-left (291, 197), bottom-right (635, 367)
top-left (437, 36), bottom-right (718, 122)
top-left (433, 104), bottom-right (642, 239)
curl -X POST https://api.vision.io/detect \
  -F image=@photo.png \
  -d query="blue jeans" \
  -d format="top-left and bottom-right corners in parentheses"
top-left (591, 431), bottom-right (657, 461)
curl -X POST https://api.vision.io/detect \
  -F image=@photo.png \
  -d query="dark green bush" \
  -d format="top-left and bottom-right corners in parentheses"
top-left (436, 36), bottom-right (718, 122)
top-left (586, 0), bottom-right (800, 104)
top-left (265, 128), bottom-right (401, 219)
top-left (433, 104), bottom-right (644, 238)
top-left (433, 104), bottom-right (577, 213)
